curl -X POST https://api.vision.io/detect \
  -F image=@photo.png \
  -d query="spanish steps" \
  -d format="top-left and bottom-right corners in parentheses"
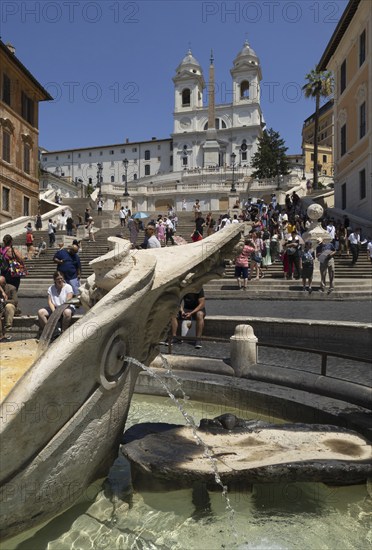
top-left (12, 197), bottom-right (371, 300)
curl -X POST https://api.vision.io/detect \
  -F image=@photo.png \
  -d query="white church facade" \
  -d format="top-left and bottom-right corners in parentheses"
top-left (172, 42), bottom-right (263, 172)
top-left (40, 42), bottom-right (273, 211)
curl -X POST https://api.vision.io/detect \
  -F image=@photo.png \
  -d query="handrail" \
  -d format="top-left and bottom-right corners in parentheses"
top-left (162, 335), bottom-right (371, 386)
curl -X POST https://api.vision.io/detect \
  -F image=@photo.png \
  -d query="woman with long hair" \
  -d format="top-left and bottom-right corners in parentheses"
top-left (0, 234), bottom-right (25, 291)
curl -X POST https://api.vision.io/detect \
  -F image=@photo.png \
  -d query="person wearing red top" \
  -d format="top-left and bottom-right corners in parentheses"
top-left (234, 238), bottom-right (255, 290)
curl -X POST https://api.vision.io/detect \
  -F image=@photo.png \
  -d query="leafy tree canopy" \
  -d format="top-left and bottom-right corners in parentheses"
top-left (251, 128), bottom-right (290, 180)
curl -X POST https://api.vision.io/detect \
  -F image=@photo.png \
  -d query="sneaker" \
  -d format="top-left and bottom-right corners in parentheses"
top-left (308, 287), bottom-right (313, 294)
top-left (327, 288), bottom-right (334, 295)
top-left (302, 287), bottom-right (306, 291)
top-left (319, 287), bottom-right (325, 293)
top-left (194, 341), bottom-right (202, 349)
top-left (1, 334), bottom-right (12, 342)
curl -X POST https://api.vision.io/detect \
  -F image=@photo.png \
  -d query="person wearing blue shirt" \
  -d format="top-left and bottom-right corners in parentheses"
top-left (53, 245), bottom-right (81, 295)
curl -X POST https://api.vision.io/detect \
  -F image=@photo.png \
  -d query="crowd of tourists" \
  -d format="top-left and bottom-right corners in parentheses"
top-left (1, 192), bottom-right (371, 342)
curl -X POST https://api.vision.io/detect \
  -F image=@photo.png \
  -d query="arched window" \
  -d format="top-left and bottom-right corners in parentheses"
top-left (133, 173), bottom-right (137, 180)
top-left (203, 118), bottom-right (227, 130)
top-left (240, 80), bottom-right (250, 99)
top-left (111, 175), bottom-right (115, 182)
top-left (145, 164), bottom-right (150, 176)
top-left (182, 88), bottom-right (191, 106)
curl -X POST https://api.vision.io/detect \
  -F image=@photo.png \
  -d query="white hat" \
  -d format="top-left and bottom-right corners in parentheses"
top-left (282, 214), bottom-right (288, 221)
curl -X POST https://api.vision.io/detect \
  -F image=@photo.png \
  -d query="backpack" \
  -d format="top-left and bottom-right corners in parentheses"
top-left (302, 251), bottom-right (313, 267)
top-left (261, 242), bottom-right (267, 257)
top-left (286, 246), bottom-right (296, 256)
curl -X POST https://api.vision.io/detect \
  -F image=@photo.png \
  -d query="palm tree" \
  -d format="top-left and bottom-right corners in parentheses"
top-left (302, 69), bottom-right (333, 190)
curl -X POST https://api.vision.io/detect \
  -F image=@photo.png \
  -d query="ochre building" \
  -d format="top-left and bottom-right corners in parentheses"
top-left (0, 40), bottom-right (52, 224)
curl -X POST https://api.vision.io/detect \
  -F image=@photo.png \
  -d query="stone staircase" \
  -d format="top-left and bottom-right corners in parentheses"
top-left (204, 246), bottom-right (372, 300)
top-left (10, 201), bottom-right (372, 300)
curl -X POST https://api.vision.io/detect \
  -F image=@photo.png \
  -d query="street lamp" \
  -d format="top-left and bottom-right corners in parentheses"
top-left (230, 152), bottom-right (237, 193)
top-left (276, 159), bottom-right (281, 190)
top-left (97, 163), bottom-right (103, 197)
top-left (302, 156), bottom-right (306, 180)
top-left (123, 158), bottom-right (129, 196)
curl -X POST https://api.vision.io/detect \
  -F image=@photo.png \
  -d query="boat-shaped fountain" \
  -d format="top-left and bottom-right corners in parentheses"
top-left (0, 225), bottom-right (243, 540)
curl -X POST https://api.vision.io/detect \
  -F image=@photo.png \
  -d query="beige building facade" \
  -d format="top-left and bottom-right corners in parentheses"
top-left (302, 100), bottom-right (334, 179)
top-left (318, 0), bottom-right (371, 225)
top-left (0, 41), bottom-right (52, 224)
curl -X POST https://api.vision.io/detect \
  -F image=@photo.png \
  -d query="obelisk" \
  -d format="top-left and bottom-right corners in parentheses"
top-left (203, 50), bottom-right (220, 168)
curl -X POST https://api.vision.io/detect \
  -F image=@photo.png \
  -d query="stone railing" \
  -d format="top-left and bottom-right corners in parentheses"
top-left (0, 205), bottom-right (72, 239)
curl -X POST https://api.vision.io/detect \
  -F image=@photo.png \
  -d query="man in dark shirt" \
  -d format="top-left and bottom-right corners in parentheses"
top-left (53, 245), bottom-right (81, 295)
top-left (169, 288), bottom-right (206, 349)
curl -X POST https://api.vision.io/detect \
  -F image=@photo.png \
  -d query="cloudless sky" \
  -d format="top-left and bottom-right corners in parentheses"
top-left (1, 0), bottom-right (348, 154)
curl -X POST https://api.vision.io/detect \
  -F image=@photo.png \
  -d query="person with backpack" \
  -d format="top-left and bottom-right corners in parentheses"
top-left (0, 234), bottom-right (26, 291)
top-left (234, 238), bottom-right (255, 290)
top-left (25, 222), bottom-right (35, 260)
top-left (300, 241), bottom-right (315, 293)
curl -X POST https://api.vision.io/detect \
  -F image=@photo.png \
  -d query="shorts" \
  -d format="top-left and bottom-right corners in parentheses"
top-left (42, 305), bottom-right (75, 317)
top-left (234, 266), bottom-right (248, 279)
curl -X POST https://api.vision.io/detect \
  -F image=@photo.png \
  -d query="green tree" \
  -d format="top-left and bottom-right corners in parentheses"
top-left (302, 68), bottom-right (333, 189)
top-left (251, 128), bottom-right (290, 181)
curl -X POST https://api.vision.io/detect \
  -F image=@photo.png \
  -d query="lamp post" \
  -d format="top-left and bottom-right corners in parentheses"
top-left (123, 158), bottom-right (129, 197)
top-left (97, 163), bottom-right (103, 198)
top-left (302, 156), bottom-right (306, 180)
top-left (230, 152), bottom-right (237, 193)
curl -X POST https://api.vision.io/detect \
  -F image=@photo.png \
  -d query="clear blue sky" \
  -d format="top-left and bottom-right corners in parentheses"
top-left (1, 0), bottom-right (348, 154)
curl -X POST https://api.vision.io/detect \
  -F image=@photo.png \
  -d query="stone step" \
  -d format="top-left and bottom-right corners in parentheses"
top-left (205, 289), bottom-right (372, 301)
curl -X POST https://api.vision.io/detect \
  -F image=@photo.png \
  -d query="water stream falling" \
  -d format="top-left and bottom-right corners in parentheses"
top-left (124, 355), bottom-right (237, 541)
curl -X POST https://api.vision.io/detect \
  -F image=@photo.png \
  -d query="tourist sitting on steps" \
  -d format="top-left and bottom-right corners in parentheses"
top-left (167, 289), bottom-right (206, 349)
top-left (37, 271), bottom-right (75, 335)
top-left (0, 275), bottom-right (18, 341)
top-left (35, 238), bottom-right (47, 258)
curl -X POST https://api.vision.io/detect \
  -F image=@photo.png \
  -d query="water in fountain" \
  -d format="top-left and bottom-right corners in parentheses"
top-left (3, 394), bottom-right (370, 549)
